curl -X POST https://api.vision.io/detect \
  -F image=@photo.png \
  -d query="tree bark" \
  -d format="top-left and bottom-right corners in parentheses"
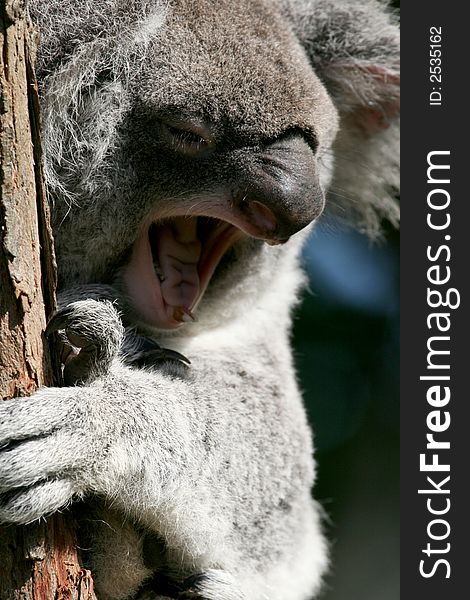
top-left (0, 2), bottom-right (96, 598)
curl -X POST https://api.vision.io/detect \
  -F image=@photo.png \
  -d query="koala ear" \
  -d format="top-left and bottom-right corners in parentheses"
top-left (289, 0), bottom-right (400, 236)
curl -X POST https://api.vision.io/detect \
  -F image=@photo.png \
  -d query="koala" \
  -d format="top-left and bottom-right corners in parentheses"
top-left (0, 1), bottom-right (399, 599)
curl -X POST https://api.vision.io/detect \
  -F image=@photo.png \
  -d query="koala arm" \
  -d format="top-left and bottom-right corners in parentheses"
top-left (0, 364), bottom-right (210, 526)
top-left (0, 353), bottom-right (322, 599)
top-left (0, 301), bottom-right (319, 592)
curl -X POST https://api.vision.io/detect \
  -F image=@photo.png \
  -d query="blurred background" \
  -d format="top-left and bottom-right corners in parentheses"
top-left (294, 221), bottom-right (399, 599)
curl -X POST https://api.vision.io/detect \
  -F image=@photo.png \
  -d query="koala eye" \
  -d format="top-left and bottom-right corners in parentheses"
top-left (159, 118), bottom-right (215, 157)
top-left (166, 124), bottom-right (205, 145)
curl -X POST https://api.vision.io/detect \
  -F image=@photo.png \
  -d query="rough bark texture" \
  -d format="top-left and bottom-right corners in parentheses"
top-left (0, 0), bottom-right (55, 397)
top-left (0, 1), bottom-right (96, 598)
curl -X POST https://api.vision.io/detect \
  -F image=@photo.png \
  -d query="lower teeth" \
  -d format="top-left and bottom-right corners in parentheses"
top-left (153, 261), bottom-right (165, 282)
top-left (173, 307), bottom-right (197, 323)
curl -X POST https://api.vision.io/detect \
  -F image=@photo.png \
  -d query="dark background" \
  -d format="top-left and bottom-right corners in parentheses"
top-left (293, 3), bottom-right (401, 597)
top-left (294, 222), bottom-right (399, 599)
top-left (301, 1), bottom-right (470, 597)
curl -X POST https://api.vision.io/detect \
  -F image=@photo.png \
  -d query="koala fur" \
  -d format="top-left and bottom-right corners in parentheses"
top-left (0, 1), bottom-right (399, 599)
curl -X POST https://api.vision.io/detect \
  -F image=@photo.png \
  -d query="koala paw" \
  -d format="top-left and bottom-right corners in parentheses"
top-left (46, 299), bottom-right (124, 385)
top-left (0, 479), bottom-right (77, 525)
top-left (0, 390), bottom-right (90, 524)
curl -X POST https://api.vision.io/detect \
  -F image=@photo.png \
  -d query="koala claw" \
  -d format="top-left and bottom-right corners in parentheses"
top-left (178, 570), bottom-right (243, 600)
top-left (46, 299), bottom-right (124, 385)
top-left (122, 333), bottom-right (190, 368)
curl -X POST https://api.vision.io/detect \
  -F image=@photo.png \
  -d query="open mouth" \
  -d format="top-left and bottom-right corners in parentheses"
top-left (121, 203), bottom-right (280, 330)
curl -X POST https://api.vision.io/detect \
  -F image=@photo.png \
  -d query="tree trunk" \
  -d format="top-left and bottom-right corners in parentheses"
top-left (0, 2), bottom-right (96, 598)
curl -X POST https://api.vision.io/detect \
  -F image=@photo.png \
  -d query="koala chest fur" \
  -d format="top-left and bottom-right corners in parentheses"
top-left (0, 1), bottom-right (399, 599)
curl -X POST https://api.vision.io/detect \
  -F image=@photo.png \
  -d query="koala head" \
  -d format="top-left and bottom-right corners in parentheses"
top-left (30, 0), bottom-right (399, 334)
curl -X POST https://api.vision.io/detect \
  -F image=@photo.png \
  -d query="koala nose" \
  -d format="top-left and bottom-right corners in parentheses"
top-left (159, 117), bottom-right (215, 157)
top-left (237, 135), bottom-right (325, 241)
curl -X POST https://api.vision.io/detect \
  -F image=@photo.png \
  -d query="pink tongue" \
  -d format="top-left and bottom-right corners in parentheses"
top-left (156, 219), bottom-right (201, 310)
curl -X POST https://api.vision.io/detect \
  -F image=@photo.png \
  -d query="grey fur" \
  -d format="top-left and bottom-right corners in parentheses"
top-left (0, 1), bottom-right (399, 598)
